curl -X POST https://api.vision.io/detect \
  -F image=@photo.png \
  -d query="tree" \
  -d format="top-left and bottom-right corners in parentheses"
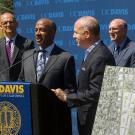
top-left (0, 0), bottom-right (13, 14)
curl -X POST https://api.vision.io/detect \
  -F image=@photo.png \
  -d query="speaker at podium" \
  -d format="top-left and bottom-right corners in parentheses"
top-left (0, 82), bottom-right (55, 135)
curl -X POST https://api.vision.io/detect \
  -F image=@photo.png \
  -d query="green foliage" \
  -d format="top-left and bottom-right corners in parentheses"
top-left (0, 0), bottom-right (13, 14)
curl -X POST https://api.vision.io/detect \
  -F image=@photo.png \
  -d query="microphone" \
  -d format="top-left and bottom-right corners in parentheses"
top-left (0, 49), bottom-right (38, 74)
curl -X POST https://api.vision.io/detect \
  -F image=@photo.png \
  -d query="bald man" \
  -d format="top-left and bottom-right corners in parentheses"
top-left (52, 16), bottom-right (115, 135)
top-left (108, 18), bottom-right (135, 67)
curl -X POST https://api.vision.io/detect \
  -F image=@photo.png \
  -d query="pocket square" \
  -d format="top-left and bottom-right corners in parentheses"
top-left (81, 67), bottom-right (86, 71)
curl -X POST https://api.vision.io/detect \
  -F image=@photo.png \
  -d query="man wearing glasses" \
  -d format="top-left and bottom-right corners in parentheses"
top-left (0, 12), bottom-right (34, 81)
top-left (108, 18), bottom-right (135, 67)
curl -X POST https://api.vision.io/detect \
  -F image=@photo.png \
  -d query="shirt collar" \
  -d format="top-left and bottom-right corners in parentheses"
top-left (39, 43), bottom-right (55, 55)
top-left (5, 34), bottom-right (17, 43)
top-left (86, 40), bottom-right (101, 53)
top-left (114, 37), bottom-right (127, 51)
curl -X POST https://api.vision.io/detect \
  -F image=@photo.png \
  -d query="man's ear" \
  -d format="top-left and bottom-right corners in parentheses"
top-left (84, 30), bottom-right (90, 39)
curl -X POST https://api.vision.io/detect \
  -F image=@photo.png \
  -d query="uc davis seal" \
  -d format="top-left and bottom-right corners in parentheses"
top-left (0, 101), bottom-right (21, 135)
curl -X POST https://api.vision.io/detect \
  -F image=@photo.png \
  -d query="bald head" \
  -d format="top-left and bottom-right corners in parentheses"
top-left (0, 12), bottom-right (15, 20)
top-left (109, 18), bottom-right (127, 44)
top-left (73, 16), bottom-right (100, 48)
top-left (75, 16), bottom-right (100, 36)
top-left (109, 19), bottom-right (127, 29)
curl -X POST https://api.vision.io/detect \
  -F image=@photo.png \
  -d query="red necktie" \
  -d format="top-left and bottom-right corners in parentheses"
top-left (6, 40), bottom-right (12, 64)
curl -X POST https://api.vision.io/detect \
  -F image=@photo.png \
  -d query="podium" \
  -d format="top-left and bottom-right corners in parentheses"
top-left (0, 82), bottom-right (54, 135)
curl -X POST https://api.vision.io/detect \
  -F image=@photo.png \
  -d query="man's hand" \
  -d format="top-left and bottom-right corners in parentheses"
top-left (51, 88), bottom-right (67, 102)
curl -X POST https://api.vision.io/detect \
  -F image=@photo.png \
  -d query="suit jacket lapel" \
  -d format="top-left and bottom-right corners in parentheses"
top-left (12, 45), bottom-right (19, 65)
top-left (30, 48), bottom-right (40, 82)
top-left (44, 55), bottom-right (58, 72)
top-left (80, 41), bottom-right (102, 72)
top-left (116, 47), bottom-right (128, 65)
top-left (32, 49), bottom-right (38, 81)
top-left (39, 46), bottom-right (59, 82)
top-left (83, 41), bottom-right (102, 63)
top-left (80, 42), bottom-right (102, 82)
top-left (12, 34), bottom-right (20, 65)
top-left (0, 38), bottom-right (10, 66)
top-left (109, 44), bottom-right (115, 54)
top-left (115, 38), bottom-right (130, 65)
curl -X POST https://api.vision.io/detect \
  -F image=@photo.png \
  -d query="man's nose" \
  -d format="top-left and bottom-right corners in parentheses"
top-left (73, 33), bottom-right (76, 38)
top-left (6, 22), bottom-right (11, 26)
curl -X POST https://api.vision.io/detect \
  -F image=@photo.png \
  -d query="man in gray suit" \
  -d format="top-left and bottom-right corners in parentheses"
top-left (108, 18), bottom-right (135, 67)
top-left (19, 18), bottom-right (76, 135)
top-left (0, 12), bottom-right (34, 81)
top-left (52, 16), bottom-right (115, 135)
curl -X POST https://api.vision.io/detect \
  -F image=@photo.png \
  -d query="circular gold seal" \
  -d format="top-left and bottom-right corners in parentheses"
top-left (0, 101), bottom-right (21, 135)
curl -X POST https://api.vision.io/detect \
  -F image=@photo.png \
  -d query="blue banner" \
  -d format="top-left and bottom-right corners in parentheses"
top-left (0, 82), bottom-right (32, 135)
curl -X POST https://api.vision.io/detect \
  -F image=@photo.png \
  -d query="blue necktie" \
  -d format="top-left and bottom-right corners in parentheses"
top-left (36, 51), bottom-right (46, 81)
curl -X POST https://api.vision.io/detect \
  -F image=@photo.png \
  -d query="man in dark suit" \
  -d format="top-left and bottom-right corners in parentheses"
top-left (52, 16), bottom-right (115, 135)
top-left (0, 12), bottom-right (34, 81)
top-left (108, 18), bottom-right (135, 67)
top-left (19, 18), bottom-right (76, 135)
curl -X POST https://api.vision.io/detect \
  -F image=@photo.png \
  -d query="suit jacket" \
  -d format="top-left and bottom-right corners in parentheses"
top-left (19, 45), bottom-right (77, 135)
top-left (0, 34), bottom-right (34, 81)
top-left (67, 41), bottom-right (116, 135)
top-left (108, 37), bottom-right (135, 67)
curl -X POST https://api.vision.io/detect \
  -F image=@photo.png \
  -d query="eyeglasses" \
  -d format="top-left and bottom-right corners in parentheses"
top-left (1, 21), bottom-right (15, 26)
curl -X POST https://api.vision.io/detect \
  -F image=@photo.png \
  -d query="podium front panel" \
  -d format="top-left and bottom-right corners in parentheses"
top-left (0, 82), bottom-right (32, 135)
